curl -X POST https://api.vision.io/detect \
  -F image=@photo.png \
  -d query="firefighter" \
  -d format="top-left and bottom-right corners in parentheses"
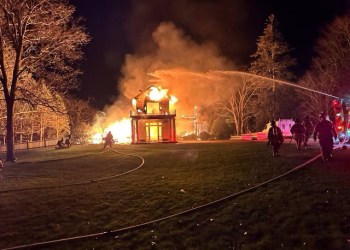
top-left (64, 134), bottom-right (72, 148)
top-left (291, 118), bottom-right (306, 150)
top-left (303, 115), bottom-right (314, 148)
top-left (103, 131), bottom-right (114, 149)
top-left (56, 137), bottom-right (64, 149)
top-left (267, 120), bottom-right (284, 157)
top-left (313, 113), bottom-right (337, 162)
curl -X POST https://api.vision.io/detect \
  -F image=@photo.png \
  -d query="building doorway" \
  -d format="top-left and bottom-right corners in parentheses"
top-left (145, 122), bottom-right (162, 142)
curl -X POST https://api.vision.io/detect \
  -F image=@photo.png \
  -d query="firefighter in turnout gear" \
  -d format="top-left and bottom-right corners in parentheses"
top-left (291, 118), bottom-right (306, 150)
top-left (103, 131), bottom-right (114, 149)
top-left (303, 115), bottom-right (314, 148)
top-left (313, 113), bottom-right (337, 162)
top-left (267, 120), bottom-right (284, 157)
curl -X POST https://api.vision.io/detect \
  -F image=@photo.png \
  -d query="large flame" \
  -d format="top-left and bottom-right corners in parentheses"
top-left (148, 86), bottom-right (168, 101)
top-left (170, 95), bottom-right (178, 105)
top-left (91, 118), bottom-right (132, 144)
top-left (90, 86), bottom-right (179, 144)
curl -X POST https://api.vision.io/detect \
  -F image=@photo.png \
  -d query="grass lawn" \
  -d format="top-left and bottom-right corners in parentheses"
top-left (1, 141), bottom-right (350, 249)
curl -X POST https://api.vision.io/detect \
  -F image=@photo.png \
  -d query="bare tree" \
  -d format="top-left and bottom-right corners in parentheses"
top-left (0, 0), bottom-right (89, 161)
top-left (312, 15), bottom-right (350, 98)
top-left (299, 15), bottom-right (350, 118)
top-left (1, 79), bottom-right (70, 142)
top-left (65, 96), bottom-right (96, 141)
top-left (216, 73), bottom-right (261, 135)
top-left (298, 72), bottom-right (334, 120)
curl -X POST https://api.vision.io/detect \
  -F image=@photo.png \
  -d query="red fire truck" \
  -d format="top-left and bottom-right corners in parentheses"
top-left (331, 99), bottom-right (349, 142)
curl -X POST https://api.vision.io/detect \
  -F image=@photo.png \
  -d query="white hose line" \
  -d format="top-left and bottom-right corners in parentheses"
top-left (2, 150), bottom-right (324, 250)
top-left (97, 148), bottom-right (145, 181)
top-left (0, 148), bottom-right (144, 194)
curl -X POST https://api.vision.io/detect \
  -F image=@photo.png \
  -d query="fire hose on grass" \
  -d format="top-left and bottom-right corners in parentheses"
top-left (2, 148), bottom-right (330, 250)
top-left (0, 148), bottom-right (144, 194)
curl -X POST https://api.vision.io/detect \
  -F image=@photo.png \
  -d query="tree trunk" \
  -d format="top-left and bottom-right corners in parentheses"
top-left (40, 113), bottom-right (43, 141)
top-left (6, 99), bottom-right (16, 162)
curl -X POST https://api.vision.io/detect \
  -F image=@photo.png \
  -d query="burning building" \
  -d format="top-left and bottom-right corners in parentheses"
top-left (130, 86), bottom-right (177, 143)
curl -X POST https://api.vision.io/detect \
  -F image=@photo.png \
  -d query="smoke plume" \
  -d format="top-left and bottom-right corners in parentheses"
top-left (104, 22), bottom-right (235, 120)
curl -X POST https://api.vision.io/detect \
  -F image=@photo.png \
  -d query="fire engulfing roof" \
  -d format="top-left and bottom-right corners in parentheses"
top-left (132, 85), bottom-right (177, 115)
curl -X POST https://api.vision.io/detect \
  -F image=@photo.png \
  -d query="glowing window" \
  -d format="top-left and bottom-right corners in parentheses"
top-left (146, 102), bottom-right (160, 114)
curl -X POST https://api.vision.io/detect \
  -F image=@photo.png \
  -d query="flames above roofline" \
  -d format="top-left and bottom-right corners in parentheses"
top-left (131, 85), bottom-right (177, 115)
top-left (133, 85), bottom-right (170, 101)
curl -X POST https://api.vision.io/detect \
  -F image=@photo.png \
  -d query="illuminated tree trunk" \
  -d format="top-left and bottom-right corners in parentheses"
top-left (6, 99), bottom-right (15, 161)
top-left (40, 113), bottom-right (43, 141)
top-left (30, 118), bottom-right (34, 142)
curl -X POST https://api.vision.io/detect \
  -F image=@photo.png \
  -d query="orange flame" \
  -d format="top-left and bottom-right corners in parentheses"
top-left (91, 118), bottom-right (132, 144)
top-left (148, 86), bottom-right (169, 101)
top-left (90, 86), bottom-right (178, 144)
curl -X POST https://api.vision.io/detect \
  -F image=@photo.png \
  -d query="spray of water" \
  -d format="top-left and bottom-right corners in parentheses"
top-left (216, 70), bottom-right (342, 100)
top-left (149, 68), bottom-right (348, 143)
top-left (216, 70), bottom-right (348, 144)
top-left (105, 21), bottom-right (348, 143)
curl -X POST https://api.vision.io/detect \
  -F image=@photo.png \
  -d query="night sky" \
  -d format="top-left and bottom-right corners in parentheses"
top-left (69, 0), bottom-right (349, 110)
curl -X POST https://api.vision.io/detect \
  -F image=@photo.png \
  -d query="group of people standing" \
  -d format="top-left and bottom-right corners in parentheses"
top-left (290, 115), bottom-right (314, 151)
top-left (56, 134), bottom-right (72, 149)
top-left (268, 113), bottom-right (337, 162)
